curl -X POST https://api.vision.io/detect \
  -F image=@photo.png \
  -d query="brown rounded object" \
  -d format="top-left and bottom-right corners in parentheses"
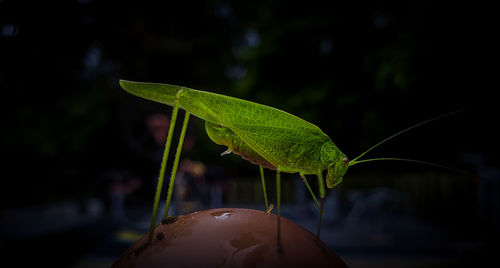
top-left (112, 208), bottom-right (347, 268)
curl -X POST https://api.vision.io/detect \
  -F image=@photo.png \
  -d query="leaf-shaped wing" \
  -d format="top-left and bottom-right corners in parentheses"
top-left (229, 124), bottom-right (329, 173)
top-left (119, 82), bottom-right (331, 173)
top-left (178, 89), bottom-right (330, 172)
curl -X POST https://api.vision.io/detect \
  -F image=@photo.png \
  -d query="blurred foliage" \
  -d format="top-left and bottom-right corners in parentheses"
top-left (0, 0), bottom-right (495, 220)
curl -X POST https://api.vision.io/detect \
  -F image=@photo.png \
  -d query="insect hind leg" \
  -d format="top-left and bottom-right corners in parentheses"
top-left (276, 169), bottom-right (283, 253)
top-left (163, 111), bottom-right (190, 219)
top-left (147, 97), bottom-right (181, 244)
top-left (300, 174), bottom-right (321, 209)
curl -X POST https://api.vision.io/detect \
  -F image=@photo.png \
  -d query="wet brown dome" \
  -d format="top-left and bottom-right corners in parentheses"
top-left (112, 208), bottom-right (347, 268)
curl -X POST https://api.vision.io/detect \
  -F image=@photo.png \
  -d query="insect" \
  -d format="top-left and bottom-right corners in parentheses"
top-left (119, 80), bottom-right (462, 251)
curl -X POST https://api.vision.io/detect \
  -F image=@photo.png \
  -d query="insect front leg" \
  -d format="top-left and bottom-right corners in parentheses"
top-left (259, 166), bottom-right (270, 211)
top-left (300, 174), bottom-right (321, 209)
top-left (316, 171), bottom-right (326, 241)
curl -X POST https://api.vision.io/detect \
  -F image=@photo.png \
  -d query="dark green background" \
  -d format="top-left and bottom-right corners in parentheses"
top-left (1, 0), bottom-right (494, 207)
top-left (0, 0), bottom-right (497, 266)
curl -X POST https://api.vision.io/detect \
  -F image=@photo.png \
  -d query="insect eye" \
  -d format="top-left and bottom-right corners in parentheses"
top-left (342, 157), bottom-right (349, 166)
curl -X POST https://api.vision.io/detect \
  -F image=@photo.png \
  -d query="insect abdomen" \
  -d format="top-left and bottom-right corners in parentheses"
top-left (205, 121), bottom-right (276, 170)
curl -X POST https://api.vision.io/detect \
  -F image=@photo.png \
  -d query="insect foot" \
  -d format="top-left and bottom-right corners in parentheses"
top-left (162, 216), bottom-right (178, 225)
top-left (265, 204), bottom-right (274, 215)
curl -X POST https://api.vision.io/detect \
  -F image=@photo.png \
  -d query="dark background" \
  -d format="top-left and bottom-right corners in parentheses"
top-left (0, 1), bottom-right (497, 267)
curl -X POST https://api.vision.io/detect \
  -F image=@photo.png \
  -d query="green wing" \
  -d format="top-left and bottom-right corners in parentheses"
top-left (119, 80), bottom-right (320, 132)
top-left (230, 124), bottom-right (329, 172)
top-left (120, 80), bottom-right (331, 173)
top-left (120, 80), bottom-right (179, 106)
top-left (179, 89), bottom-right (330, 172)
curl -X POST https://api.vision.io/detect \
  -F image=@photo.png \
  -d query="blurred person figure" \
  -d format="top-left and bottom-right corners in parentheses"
top-left (175, 159), bottom-right (208, 213)
top-left (146, 113), bottom-right (171, 147)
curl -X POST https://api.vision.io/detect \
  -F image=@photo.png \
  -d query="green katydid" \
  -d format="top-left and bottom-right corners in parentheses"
top-left (119, 80), bottom-right (462, 250)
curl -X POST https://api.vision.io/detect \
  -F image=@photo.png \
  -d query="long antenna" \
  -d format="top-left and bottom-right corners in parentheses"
top-left (349, 157), bottom-right (468, 174)
top-left (351, 109), bottom-right (466, 163)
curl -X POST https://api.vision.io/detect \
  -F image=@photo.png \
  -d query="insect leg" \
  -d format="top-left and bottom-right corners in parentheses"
top-left (163, 111), bottom-right (191, 219)
top-left (316, 171), bottom-right (326, 241)
top-left (260, 166), bottom-right (269, 211)
top-left (147, 99), bottom-right (180, 243)
top-left (300, 174), bottom-right (321, 209)
top-left (276, 169), bottom-right (283, 253)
